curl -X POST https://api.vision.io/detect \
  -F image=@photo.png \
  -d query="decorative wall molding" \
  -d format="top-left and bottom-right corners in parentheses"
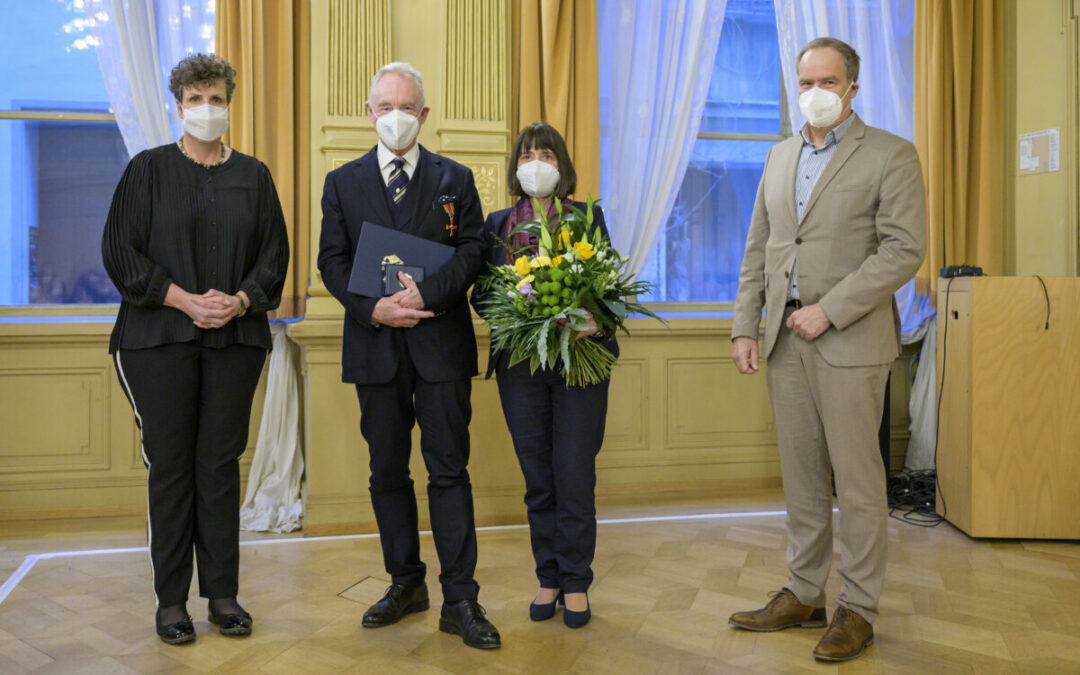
top-left (443, 0), bottom-right (507, 121)
top-left (327, 0), bottom-right (391, 118)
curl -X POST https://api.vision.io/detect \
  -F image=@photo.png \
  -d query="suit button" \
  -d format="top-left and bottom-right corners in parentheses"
top-left (795, 237), bottom-right (803, 245)
top-left (784, 270), bottom-right (790, 278)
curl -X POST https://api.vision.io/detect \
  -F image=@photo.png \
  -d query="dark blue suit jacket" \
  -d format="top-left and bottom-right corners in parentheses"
top-left (318, 145), bottom-right (484, 384)
top-left (471, 201), bottom-right (619, 380)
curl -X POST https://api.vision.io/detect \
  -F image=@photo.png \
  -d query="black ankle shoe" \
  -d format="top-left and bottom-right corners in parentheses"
top-left (156, 614), bottom-right (195, 645)
top-left (529, 590), bottom-right (563, 621)
top-left (362, 582), bottom-right (429, 628)
top-left (439, 599), bottom-right (501, 649)
top-left (208, 605), bottom-right (253, 637)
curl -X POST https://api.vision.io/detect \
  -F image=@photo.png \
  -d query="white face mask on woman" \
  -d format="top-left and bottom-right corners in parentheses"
top-left (798, 82), bottom-right (853, 128)
top-left (516, 160), bottom-right (561, 198)
top-left (181, 103), bottom-right (229, 142)
top-left (375, 109), bottom-right (421, 152)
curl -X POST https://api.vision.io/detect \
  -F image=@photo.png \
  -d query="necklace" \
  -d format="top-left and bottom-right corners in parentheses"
top-left (178, 138), bottom-right (227, 168)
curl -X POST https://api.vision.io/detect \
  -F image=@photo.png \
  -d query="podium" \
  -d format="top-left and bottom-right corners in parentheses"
top-left (936, 276), bottom-right (1080, 538)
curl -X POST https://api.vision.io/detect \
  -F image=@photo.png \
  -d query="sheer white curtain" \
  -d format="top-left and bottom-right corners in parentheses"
top-left (598, 0), bottom-right (728, 276)
top-left (240, 324), bottom-right (305, 533)
top-left (774, 0), bottom-right (936, 469)
top-left (86, 0), bottom-right (214, 157)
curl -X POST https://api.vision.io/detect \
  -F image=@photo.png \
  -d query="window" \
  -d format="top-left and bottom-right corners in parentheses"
top-left (0, 0), bottom-right (215, 306)
top-left (637, 0), bottom-right (785, 304)
top-left (0, 0), bottom-right (130, 304)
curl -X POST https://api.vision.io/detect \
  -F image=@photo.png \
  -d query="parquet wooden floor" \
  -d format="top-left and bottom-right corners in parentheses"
top-left (2, 490), bottom-right (1079, 673)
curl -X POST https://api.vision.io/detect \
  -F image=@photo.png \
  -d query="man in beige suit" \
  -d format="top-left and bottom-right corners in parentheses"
top-left (728, 38), bottom-right (926, 662)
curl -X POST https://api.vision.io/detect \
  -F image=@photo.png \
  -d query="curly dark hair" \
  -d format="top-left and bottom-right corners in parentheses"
top-left (168, 53), bottom-right (237, 102)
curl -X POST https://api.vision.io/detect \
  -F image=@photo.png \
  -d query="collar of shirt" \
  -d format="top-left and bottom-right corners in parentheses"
top-left (799, 112), bottom-right (857, 150)
top-left (377, 142), bottom-right (420, 185)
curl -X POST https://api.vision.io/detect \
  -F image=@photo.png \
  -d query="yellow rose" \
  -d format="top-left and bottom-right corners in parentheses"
top-left (550, 255), bottom-right (563, 267)
top-left (530, 256), bottom-right (551, 269)
top-left (573, 241), bottom-right (595, 260)
top-left (513, 255), bottom-right (531, 276)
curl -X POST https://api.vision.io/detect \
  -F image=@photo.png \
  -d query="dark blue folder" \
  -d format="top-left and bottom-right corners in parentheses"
top-left (347, 221), bottom-right (456, 297)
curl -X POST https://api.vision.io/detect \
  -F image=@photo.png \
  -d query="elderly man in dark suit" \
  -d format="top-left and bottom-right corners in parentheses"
top-left (317, 61), bottom-right (499, 650)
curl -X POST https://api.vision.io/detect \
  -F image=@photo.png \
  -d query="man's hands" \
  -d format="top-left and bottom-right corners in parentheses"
top-left (165, 284), bottom-right (249, 329)
top-left (732, 336), bottom-right (759, 375)
top-left (371, 271), bottom-right (434, 327)
top-left (786, 303), bottom-right (832, 341)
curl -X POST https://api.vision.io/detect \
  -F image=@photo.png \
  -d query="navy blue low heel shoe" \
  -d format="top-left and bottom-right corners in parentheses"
top-left (563, 594), bottom-right (590, 628)
top-left (529, 590), bottom-right (563, 621)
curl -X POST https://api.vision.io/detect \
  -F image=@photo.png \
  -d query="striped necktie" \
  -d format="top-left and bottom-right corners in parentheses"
top-left (387, 158), bottom-right (408, 205)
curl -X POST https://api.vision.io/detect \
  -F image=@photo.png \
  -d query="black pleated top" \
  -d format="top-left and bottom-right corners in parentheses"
top-left (102, 143), bottom-right (290, 353)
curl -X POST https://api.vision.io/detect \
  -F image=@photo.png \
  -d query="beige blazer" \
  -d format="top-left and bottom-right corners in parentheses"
top-left (732, 115), bottom-right (926, 367)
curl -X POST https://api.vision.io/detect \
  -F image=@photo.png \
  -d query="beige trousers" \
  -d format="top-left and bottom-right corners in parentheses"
top-left (765, 315), bottom-right (890, 622)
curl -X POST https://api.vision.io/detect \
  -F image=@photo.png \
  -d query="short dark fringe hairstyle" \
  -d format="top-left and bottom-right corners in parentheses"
top-left (798, 37), bottom-right (861, 83)
top-left (507, 122), bottom-right (577, 200)
top-left (168, 53), bottom-right (237, 103)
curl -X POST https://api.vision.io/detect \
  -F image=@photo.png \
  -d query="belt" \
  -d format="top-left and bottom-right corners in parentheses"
top-left (785, 299), bottom-right (803, 309)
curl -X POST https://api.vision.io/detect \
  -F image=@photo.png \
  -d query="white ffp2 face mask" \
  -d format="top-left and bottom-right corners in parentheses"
top-left (181, 104), bottom-right (229, 142)
top-left (516, 160), bottom-right (561, 198)
top-left (375, 109), bottom-right (421, 151)
top-left (798, 82), bottom-right (853, 128)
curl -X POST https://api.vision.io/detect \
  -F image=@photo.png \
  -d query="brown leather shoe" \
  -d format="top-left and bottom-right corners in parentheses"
top-left (813, 606), bottom-right (874, 662)
top-left (728, 590), bottom-right (827, 632)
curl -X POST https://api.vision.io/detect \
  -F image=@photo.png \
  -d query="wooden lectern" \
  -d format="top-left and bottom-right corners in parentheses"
top-left (935, 276), bottom-right (1080, 539)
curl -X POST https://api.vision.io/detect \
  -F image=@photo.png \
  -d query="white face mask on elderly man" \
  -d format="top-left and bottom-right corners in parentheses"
top-left (375, 109), bottom-right (421, 152)
top-left (798, 82), bottom-right (853, 128)
top-left (516, 160), bottom-right (561, 198)
top-left (181, 104), bottom-right (229, 142)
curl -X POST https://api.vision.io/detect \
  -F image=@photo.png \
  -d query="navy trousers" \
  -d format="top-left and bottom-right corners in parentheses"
top-left (495, 354), bottom-right (609, 593)
top-left (354, 332), bottom-right (479, 603)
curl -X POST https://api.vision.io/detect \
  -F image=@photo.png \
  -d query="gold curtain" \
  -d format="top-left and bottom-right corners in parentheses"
top-left (512, 0), bottom-right (601, 200)
top-left (216, 0), bottom-right (310, 318)
top-left (914, 0), bottom-right (1005, 298)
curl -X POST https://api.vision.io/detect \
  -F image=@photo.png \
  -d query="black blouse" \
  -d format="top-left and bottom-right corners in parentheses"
top-left (102, 143), bottom-right (289, 353)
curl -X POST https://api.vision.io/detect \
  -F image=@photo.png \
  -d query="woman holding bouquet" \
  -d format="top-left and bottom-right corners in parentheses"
top-left (472, 122), bottom-right (615, 628)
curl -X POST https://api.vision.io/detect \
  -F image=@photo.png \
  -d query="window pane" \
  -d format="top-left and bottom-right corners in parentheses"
top-left (638, 140), bottom-right (772, 303)
top-left (0, 0), bottom-right (112, 112)
top-left (0, 119), bottom-right (127, 304)
top-left (698, 0), bottom-right (781, 135)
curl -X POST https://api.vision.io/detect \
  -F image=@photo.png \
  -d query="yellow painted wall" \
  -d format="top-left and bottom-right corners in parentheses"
top-left (1007, 0), bottom-right (1080, 275)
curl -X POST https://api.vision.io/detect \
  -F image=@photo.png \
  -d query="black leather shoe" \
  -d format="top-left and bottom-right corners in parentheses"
top-left (156, 615), bottom-right (195, 645)
top-left (209, 607), bottom-right (253, 636)
top-left (439, 599), bottom-right (501, 649)
top-left (362, 582), bottom-right (430, 628)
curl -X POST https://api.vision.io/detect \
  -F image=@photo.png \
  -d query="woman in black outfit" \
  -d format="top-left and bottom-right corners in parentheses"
top-left (472, 122), bottom-right (615, 628)
top-left (102, 54), bottom-right (288, 645)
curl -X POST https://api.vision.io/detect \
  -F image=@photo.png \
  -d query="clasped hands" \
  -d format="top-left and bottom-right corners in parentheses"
top-left (167, 285), bottom-right (247, 330)
top-left (371, 271), bottom-right (434, 327)
top-left (731, 303), bottom-right (831, 375)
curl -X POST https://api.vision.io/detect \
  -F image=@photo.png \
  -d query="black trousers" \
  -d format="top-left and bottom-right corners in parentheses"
top-left (495, 355), bottom-right (609, 593)
top-left (354, 332), bottom-right (479, 602)
top-left (114, 342), bottom-right (266, 607)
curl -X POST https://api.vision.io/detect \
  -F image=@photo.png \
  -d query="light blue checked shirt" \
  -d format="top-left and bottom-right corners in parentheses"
top-left (788, 112), bottom-right (857, 301)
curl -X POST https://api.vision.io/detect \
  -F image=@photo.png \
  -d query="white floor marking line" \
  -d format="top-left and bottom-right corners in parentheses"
top-left (0, 508), bottom-right (813, 606)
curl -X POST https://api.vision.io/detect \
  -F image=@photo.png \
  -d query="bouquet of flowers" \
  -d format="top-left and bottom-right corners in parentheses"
top-left (475, 196), bottom-right (664, 387)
